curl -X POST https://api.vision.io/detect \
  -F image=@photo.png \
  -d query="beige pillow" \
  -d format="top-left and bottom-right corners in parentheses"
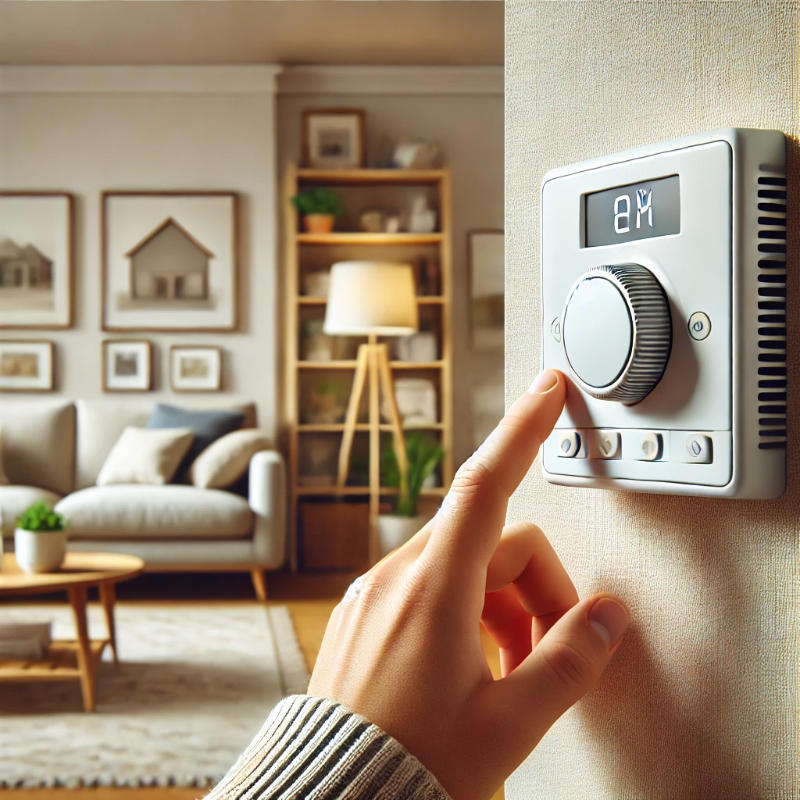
top-left (96, 427), bottom-right (194, 486)
top-left (0, 427), bottom-right (8, 485)
top-left (190, 428), bottom-right (271, 489)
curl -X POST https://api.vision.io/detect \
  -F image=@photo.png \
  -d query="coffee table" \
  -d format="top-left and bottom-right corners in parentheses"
top-left (0, 551), bottom-right (144, 711)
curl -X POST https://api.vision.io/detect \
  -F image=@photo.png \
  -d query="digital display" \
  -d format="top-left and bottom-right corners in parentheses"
top-left (585, 175), bottom-right (680, 247)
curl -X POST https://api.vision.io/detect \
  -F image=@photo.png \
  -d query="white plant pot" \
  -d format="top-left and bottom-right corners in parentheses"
top-left (377, 513), bottom-right (429, 557)
top-left (14, 528), bottom-right (68, 574)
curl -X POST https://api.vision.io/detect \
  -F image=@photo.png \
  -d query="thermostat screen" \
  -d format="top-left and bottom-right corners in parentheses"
top-left (584, 175), bottom-right (680, 247)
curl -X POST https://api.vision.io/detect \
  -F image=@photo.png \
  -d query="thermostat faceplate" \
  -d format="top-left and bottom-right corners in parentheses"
top-left (541, 129), bottom-right (786, 498)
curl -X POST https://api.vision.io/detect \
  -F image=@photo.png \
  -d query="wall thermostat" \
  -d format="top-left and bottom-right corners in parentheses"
top-left (541, 128), bottom-right (786, 498)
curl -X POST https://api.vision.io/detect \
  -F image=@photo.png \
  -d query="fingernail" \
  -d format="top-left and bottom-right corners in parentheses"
top-left (528, 369), bottom-right (559, 394)
top-left (587, 597), bottom-right (629, 649)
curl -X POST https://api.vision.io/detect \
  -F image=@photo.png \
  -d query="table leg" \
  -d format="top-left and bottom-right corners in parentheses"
top-left (99, 581), bottom-right (118, 665)
top-left (68, 585), bottom-right (96, 712)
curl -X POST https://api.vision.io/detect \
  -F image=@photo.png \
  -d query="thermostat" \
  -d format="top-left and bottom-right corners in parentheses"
top-left (541, 128), bottom-right (786, 498)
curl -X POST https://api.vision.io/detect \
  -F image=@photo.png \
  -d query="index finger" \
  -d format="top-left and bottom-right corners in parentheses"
top-left (428, 369), bottom-right (566, 571)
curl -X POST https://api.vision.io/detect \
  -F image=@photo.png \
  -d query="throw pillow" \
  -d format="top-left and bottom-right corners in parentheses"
top-left (190, 428), bottom-right (271, 489)
top-left (0, 427), bottom-right (8, 485)
top-left (146, 404), bottom-right (245, 483)
top-left (96, 427), bottom-right (194, 486)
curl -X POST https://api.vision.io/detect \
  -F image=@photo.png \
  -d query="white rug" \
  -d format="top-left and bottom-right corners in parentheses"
top-left (0, 603), bottom-right (309, 789)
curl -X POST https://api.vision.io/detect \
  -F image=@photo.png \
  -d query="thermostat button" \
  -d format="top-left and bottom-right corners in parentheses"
top-left (633, 431), bottom-right (662, 461)
top-left (688, 311), bottom-right (711, 341)
top-left (557, 430), bottom-right (582, 458)
top-left (593, 430), bottom-right (621, 459)
top-left (684, 433), bottom-right (713, 463)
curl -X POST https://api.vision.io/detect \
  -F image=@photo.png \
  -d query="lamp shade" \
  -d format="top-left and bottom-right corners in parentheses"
top-left (323, 261), bottom-right (419, 336)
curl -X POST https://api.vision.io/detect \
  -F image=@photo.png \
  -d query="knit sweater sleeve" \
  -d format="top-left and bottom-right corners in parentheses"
top-left (204, 694), bottom-right (452, 800)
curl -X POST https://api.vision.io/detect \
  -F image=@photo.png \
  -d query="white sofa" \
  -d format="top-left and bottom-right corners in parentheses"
top-left (0, 399), bottom-right (286, 599)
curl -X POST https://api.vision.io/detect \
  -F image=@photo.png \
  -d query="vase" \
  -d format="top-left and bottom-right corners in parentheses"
top-left (303, 214), bottom-right (335, 234)
top-left (14, 528), bottom-right (68, 574)
top-left (377, 513), bottom-right (429, 557)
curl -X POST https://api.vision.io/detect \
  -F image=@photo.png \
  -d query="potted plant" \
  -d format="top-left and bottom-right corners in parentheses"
top-left (379, 432), bottom-right (444, 556)
top-left (291, 187), bottom-right (345, 234)
top-left (14, 502), bottom-right (69, 574)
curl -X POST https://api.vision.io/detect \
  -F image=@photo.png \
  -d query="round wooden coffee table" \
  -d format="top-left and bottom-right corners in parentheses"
top-left (0, 551), bottom-right (144, 711)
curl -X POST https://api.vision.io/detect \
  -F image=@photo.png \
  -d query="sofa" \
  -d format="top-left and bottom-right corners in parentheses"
top-left (0, 399), bottom-right (286, 599)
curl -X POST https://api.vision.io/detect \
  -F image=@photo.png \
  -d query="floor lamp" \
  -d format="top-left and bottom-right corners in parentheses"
top-left (324, 261), bottom-right (418, 561)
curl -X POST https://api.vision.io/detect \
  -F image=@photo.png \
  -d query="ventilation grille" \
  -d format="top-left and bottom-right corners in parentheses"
top-left (756, 172), bottom-right (787, 449)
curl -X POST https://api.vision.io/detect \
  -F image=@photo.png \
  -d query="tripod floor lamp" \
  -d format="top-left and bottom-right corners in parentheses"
top-left (323, 261), bottom-right (418, 559)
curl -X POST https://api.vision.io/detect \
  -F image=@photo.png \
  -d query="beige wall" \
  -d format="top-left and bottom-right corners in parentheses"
top-left (505, 3), bottom-right (798, 798)
top-left (0, 67), bottom-right (280, 434)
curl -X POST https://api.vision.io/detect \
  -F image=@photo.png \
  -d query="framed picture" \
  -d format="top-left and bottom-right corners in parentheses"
top-left (0, 192), bottom-right (73, 329)
top-left (468, 229), bottom-right (504, 351)
top-left (302, 108), bottom-right (365, 169)
top-left (0, 340), bottom-right (54, 392)
top-left (101, 191), bottom-right (238, 331)
top-left (170, 345), bottom-right (222, 392)
top-left (102, 339), bottom-right (152, 392)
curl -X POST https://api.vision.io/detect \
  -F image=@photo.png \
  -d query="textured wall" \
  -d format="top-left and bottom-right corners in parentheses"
top-left (505, 3), bottom-right (798, 798)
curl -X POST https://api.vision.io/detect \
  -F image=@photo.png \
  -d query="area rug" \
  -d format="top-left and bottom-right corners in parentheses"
top-left (0, 603), bottom-right (309, 788)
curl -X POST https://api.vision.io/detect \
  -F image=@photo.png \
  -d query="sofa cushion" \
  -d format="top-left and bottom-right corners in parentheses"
top-left (147, 404), bottom-right (245, 482)
top-left (96, 427), bottom-right (195, 486)
top-left (55, 485), bottom-right (252, 540)
top-left (0, 400), bottom-right (74, 495)
top-left (0, 427), bottom-right (8, 485)
top-left (190, 429), bottom-right (271, 489)
top-left (0, 486), bottom-right (62, 537)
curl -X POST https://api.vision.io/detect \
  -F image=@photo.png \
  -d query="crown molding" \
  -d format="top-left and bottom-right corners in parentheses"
top-left (0, 66), bottom-right (282, 94)
top-left (278, 65), bottom-right (503, 96)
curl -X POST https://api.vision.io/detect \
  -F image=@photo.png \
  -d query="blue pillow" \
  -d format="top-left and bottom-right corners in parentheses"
top-left (146, 404), bottom-right (245, 483)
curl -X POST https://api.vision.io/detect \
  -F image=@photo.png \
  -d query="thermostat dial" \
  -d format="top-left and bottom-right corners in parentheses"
top-left (561, 264), bottom-right (672, 404)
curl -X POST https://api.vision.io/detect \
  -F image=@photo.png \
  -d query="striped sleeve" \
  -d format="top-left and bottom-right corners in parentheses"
top-left (204, 694), bottom-right (452, 800)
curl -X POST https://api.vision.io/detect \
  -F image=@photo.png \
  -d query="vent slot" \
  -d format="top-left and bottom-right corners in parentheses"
top-left (756, 173), bottom-right (787, 449)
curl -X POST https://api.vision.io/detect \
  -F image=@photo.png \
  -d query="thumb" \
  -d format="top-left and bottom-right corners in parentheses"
top-left (493, 593), bottom-right (630, 743)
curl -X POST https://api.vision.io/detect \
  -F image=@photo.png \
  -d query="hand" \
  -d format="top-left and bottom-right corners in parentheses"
top-left (308, 369), bottom-right (630, 800)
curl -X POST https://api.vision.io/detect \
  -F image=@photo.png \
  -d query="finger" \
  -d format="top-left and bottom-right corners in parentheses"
top-left (481, 587), bottom-right (532, 676)
top-left (428, 369), bottom-right (566, 573)
top-left (491, 593), bottom-right (630, 747)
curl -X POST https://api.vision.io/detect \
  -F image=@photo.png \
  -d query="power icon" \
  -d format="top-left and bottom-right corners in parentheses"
top-left (690, 439), bottom-right (702, 456)
top-left (688, 311), bottom-right (711, 341)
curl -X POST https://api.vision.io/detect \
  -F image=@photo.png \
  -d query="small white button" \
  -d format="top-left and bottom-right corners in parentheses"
top-left (688, 311), bottom-right (711, 341)
top-left (684, 433), bottom-right (712, 463)
top-left (593, 430), bottom-right (621, 459)
top-left (633, 431), bottom-right (662, 461)
top-left (557, 430), bottom-right (582, 458)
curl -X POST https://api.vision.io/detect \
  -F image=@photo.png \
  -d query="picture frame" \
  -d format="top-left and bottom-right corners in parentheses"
top-left (0, 192), bottom-right (74, 329)
top-left (468, 229), bottom-right (504, 351)
top-left (302, 108), bottom-right (365, 169)
top-left (102, 339), bottom-right (152, 392)
top-left (101, 191), bottom-right (239, 332)
top-left (170, 345), bottom-right (222, 392)
top-left (0, 340), bottom-right (54, 392)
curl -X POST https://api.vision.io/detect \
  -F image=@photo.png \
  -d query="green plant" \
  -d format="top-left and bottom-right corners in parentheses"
top-left (16, 502), bottom-right (67, 533)
top-left (381, 432), bottom-right (444, 517)
top-left (291, 188), bottom-right (345, 218)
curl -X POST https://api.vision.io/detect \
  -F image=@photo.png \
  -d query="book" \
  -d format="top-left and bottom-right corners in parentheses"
top-left (0, 621), bottom-right (52, 660)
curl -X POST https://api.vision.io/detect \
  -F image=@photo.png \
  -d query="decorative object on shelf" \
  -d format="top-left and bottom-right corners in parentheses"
top-left (101, 191), bottom-right (238, 331)
top-left (378, 432), bottom-right (444, 556)
top-left (304, 376), bottom-right (347, 424)
top-left (392, 140), bottom-right (442, 170)
top-left (302, 271), bottom-right (331, 298)
top-left (384, 213), bottom-right (402, 234)
top-left (0, 192), bottom-right (74, 329)
top-left (298, 436), bottom-right (339, 487)
top-left (291, 187), bottom-right (345, 234)
top-left (14, 502), bottom-right (68, 574)
top-left (302, 319), bottom-right (333, 361)
top-left (359, 209), bottom-right (383, 233)
top-left (394, 331), bottom-right (438, 363)
top-left (408, 193), bottom-right (437, 234)
top-left (170, 345), bottom-right (222, 392)
top-left (469, 229), bottom-right (504, 350)
top-left (302, 108), bottom-right (365, 169)
top-left (0, 340), bottom-right (54, 392)
top-left (384, 377), bottom-right (438, 425)
top-left (102, 339), bottom-right (152, 392)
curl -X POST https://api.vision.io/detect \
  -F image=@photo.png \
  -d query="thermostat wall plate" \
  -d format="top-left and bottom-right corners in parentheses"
top-left (540, 128), bottom-right (786, 498)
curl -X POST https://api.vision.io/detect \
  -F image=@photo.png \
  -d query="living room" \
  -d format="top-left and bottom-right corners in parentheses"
top-left (0, 1), bottom-right (504, 797)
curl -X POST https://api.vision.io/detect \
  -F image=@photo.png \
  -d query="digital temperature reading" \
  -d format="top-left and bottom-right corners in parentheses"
top-left (585, 175), bottom-right (680, 247)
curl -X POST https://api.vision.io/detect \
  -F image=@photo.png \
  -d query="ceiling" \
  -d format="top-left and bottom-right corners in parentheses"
top-left (0, 1), bottom-right (503, 66)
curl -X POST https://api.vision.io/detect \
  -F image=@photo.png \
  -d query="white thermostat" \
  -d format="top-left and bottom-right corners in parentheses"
top-left (541, 128), bottom-right (786, 498)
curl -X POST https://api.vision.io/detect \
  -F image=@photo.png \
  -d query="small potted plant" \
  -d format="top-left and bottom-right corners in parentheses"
top-left (379, 433), bottom-right (444, 556)
top-left (291, 187), bottom-right (345, 234)
top-left (14, 502), bottom-right (69, 574)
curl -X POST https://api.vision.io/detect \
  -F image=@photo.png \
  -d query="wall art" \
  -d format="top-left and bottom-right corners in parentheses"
top-left (170, 345), bottom-right (222, 392)
top-left (0, 340), bottom-right (54, 391)
top-left (102, 339), bottom-right (152, 392)
top-left (302, 109), bottom-right (365, 169)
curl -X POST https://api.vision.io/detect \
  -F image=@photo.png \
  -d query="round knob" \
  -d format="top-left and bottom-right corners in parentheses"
top-left (561, 264), bottom-right (672, 404)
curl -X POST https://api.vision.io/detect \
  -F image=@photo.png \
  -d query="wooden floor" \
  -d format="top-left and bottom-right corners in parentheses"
top-left (2, 570), bottom-right (504, 800)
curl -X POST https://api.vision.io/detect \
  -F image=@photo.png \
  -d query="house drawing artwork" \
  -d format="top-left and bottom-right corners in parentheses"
top-left (118, 217), bottom-right (215, 310)
top-left (0, 237), bottom-right (54, 310)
